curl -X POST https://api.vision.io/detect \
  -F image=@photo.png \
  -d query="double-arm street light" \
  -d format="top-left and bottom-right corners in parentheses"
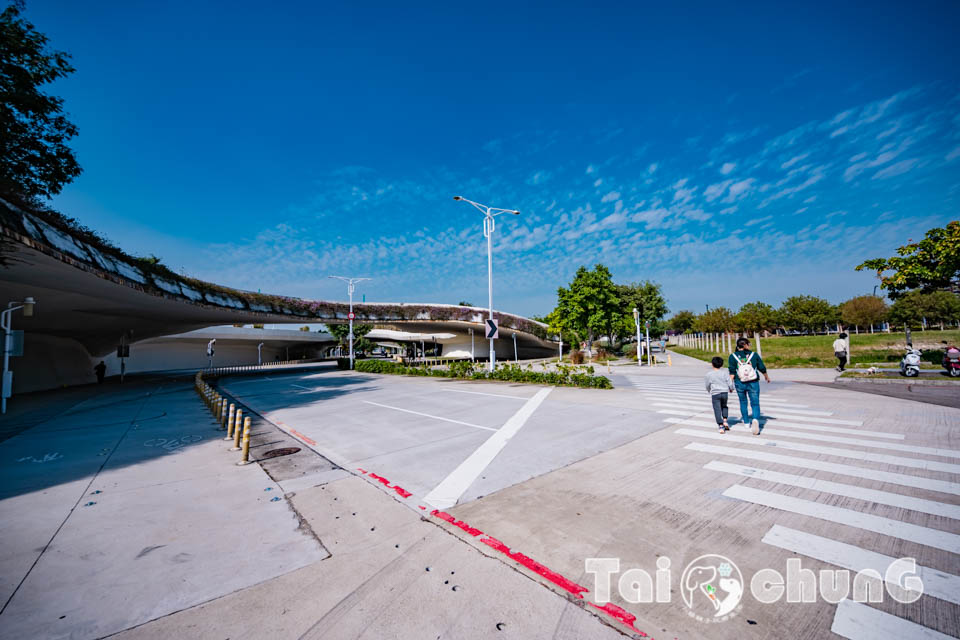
top-left (329, 276), bottom-right (371, 370)
top-left (453, 196), bottom-right (519, 371)
top-left (2, 296), bottom-right (36, 414)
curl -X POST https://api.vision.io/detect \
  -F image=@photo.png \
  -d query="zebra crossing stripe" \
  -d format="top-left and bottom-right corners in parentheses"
top-left (652, 402), bottom-right (861, 425)
top-left (656, 409), bottom-right (903, 439)
top-left (674, 429), bottom-right (960, 474)
top-left (705, 461), bottom-right (960, 519)
top-left (653, 400), bottom-right (832, 417)
top-left (722, 484), bottom-right (960, 553)
top-left (685, 442), bottom-right (960, 495)
top-left (763, 525), bottom-right (960, 605)
top-left (640, 390), bottom-right (810, 408)
top-left (831, 599), bottom-right (954, 640)
top-left (668, 418), bottom-right (956, 458)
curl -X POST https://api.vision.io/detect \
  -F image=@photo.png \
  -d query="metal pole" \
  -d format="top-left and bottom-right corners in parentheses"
top-left (470, 327), bottom-right (475, 362)
top-left (634, 312), bottom-right (642, 367)
top-left (1, 307), bottom-right (12, 414)
top-left (486, 214), bottom-right (495, 371)
top-left (646, 323), bottom-right (652, 367)
top-left (348, 283), bottom-right (354, 370)
top-left (257, 342), bottom-right (263, 366)
top-left (512, 333), bottom-right (517, 362)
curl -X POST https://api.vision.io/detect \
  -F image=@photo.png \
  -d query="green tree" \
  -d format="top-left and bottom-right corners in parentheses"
top-left (839, 295), bottom-right (888, 331)
top-left (888, 293), bottom-right (922, 329)
top-left (325, 323), bottom-right (373, 349)
top-left (615, 281), bottom-right (668, 339)
top-left (1, 1), bottom-right (82, 199)
top-left (694, 307), bottom-right (734, 333)
top-left (668, 310), bottom-right (696, 334)
top-left (732, 302), bottom-right (779, 334)
top-left (554, 264), bottom-right (621, 348)
top-left (917, 290), bottom-right (960, 329)
top-left (778, 295), bottom-right (839, 332)
top-left (856, 221), bottom-right (960, 298)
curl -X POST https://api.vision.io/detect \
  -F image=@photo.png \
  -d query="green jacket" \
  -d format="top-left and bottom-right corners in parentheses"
top-left (728, 349), bottom-right (766, 380)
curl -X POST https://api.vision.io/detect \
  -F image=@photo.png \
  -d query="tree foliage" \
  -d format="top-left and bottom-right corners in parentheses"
top-left (839, 295), bottom-right (888, 328)
top-left (325, 323), bottom-right (373, 347)
top-left (733, 301), bottom-right (779, 334)
top-left (694, 307), bottom-right (734, 333)
top-left (667, 310), bottom-right (696, 334)
top-left (554, 264), bottom-right (621, 346)
top-left (1, 1), bottom-right (82, 199)
top-left (615, 281), bottom-right (668, 338)
top-left (856, 221), bottom-right (960, 299)
top-left (778, 295), bottom-right (839, 332)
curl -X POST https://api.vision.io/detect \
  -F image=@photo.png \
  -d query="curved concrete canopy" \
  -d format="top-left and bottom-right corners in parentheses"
top-left (0, 201), bottom-right (556, 390)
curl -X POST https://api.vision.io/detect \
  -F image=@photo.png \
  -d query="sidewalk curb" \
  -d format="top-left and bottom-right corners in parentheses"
top-left (836, 377), bottom-right (960, 387)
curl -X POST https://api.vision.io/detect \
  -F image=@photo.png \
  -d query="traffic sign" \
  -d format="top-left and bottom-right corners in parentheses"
top-left (485, 318), bottom-right (499, 339)
top-left (347, 312), bottom-right (355, 320)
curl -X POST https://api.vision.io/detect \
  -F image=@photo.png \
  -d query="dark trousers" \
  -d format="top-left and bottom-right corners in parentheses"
top-left (711, 392), bottom-right (729, 425)
top-left (836, 352), bottom-right (847, 371)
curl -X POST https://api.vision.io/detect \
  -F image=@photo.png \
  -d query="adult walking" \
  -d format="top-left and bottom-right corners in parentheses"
top-left (728, 337), bottom-right (770, 435)
top-left (833, 332), bottom-right (849, 372)
top-left (94, 360), bottom-right (107, 384)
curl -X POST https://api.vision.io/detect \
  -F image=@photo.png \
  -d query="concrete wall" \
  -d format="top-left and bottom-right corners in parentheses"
top-left (99, 340), bottom-right (315, 376)
top-left (11, 334), bottom-right (95, 392)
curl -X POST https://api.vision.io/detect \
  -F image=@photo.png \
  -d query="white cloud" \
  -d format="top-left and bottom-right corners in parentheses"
top-left (593, 178), bottom-right (603, 187)
top-left (647, 163), bottom-right (658, 174)
top-left (946, 146), bottom-right (960, 162)
top-left (527, 170), bottom-right (551, 185)
top-left (704, 179), bottom-right (733, 202)
top-left (601, 191), bottom-right (621, 203)
top-left (720, 162), bottom-right (737, 175)
top-left (745, 215), bottom-right (773, 227)
top-left (872, 158), bottom-right (919, 180)
top-left (586, 165), bottom-right (596, 174)
top-left (781, 153), bottom-right (809, 169)
top-left (725, 178), bottom-right (756, 202)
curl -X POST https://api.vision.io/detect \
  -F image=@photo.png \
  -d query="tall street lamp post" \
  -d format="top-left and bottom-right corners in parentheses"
top-left (453, 196), bottom-right (520, 371)
top-left (3, 296), bottom-right (36, 414)
top-left (329, 276), bottom-right (371, 371)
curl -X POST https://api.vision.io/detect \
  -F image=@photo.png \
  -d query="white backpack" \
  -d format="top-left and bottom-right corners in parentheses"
top-left (734, 351), bottom-right (757, 382)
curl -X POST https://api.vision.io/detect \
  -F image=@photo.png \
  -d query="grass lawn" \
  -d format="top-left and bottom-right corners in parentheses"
top-left (671, 329), bottom-right (960, 368)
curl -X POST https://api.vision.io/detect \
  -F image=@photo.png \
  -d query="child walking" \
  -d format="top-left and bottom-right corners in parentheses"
top-left (705, 356), bottom-right (734, 433)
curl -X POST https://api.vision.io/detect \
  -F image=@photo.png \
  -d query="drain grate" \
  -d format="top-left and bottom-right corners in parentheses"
top-left (261, 447), bottom-right (302, 459)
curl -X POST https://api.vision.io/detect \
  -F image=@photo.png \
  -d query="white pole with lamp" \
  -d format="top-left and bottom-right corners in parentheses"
top-left (2, 296), bottom-right (36, 414)
top-left (453, 196), bottom-right (520, 371)
top-left (329, 276), bottom-right (371, 370)
top-left (257, 342), bottom-right (263, 365)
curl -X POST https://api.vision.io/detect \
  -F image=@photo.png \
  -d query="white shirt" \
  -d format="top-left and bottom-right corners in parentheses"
top-left (832, 338), bottom-right (847, 353)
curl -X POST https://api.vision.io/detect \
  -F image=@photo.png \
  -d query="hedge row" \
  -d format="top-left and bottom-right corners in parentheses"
top-left (353, 360), bottom-right (612, 389)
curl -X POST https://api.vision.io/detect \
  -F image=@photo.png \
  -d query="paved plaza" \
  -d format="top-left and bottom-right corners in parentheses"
top-left (0, 355), bottom-right (957, 639)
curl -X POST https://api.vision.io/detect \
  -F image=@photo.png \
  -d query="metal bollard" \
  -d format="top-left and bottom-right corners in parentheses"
top-left (668, 354), bottom-right (673, 367)
top-left (220, 400), bottom-right (228, 428)
top-left (237, 417), bottom-right (252, 465)
top-left (231, 412), bottom-right (244, 450)
top-left (227, 407), bottom-right (241, 441)
top-left (225, 403), bottom-right (235, 435)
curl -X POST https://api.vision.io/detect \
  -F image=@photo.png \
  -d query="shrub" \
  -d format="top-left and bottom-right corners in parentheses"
top-left (336, 358), bottom-right (352, 370)
top-left (353, 359), bottom-right (612, 389)
top-left (570, 350), bottom-right (585, 364)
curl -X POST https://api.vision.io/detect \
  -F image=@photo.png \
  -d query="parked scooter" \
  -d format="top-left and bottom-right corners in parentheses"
top-left (943, 345), bottom-right (960, 378)
top-left (900, 347), bottom-right (922, 377)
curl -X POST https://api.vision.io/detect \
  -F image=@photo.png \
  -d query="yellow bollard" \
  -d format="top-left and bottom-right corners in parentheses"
top-left (227, 407), bottom-right (241, 441)
top-left (237, 417), bottom-right (252, 465)
top-left (225, 403), bottom-right (235, 435)
top-left (231, 411), bottom-right (244, 450)
top-left (668, 354), bottom-right (672, 367)
top-left (220, 400), bottom-right (228, 428)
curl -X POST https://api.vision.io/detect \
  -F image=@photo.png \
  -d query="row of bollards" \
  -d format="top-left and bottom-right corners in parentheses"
top-left (201, 360), bottom-right (310, 379)
top-left (195, 372), bottom-right (251, 466)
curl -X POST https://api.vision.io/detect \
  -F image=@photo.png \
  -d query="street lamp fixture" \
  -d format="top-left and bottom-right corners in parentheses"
top-left (632, 307), bottom-right (642, 368)
top-left (2, 296), bottom-right (38, 413)
top-left (453, 196), bottom-right (520, 371)
top-left (329, 276), bottom-right (371, 370)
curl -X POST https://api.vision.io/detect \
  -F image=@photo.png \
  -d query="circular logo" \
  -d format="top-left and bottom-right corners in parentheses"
top-left (680, 554), bottom-right (744, 623)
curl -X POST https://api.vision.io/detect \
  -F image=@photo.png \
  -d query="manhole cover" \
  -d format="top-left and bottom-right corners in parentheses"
top-left (261, 447), bottom-right (301, 459)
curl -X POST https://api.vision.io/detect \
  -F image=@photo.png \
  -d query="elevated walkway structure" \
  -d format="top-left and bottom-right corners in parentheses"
top-left (0, 199), bottom-right (556, 392)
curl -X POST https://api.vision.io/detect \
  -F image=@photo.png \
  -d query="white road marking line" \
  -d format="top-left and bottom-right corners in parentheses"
top-left (440, 388), bottom-right (529, 400)
top-left (831, 599), bottom-right (954, 640)
top-left (723, 484), bottom-right (960, 553)
top-left (685, 442), bottom-right (960, 495)
top-left (706, 461), bottom-right (960, 519)
top-left (674, 429), bottom-right (960, 474)
top-left (763, 525), bottom-right (960, 605)
top-left (668, 417), bottom-right (951, 457)
top-left (424, 388), bottom-right (553, 509)
top-left (291, 384), bottom-right (314, 391)
top-left (658, 409), bottom-right (903, 439)
top-left (361, 401), bottom-right (497, 432)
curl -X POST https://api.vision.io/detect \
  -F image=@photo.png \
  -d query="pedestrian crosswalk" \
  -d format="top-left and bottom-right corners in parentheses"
top-left (628, 376), bottom-right (960, 639)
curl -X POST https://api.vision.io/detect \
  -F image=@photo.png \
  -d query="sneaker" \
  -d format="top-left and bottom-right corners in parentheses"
top-left (751, 418), bottom-right (760, 435)
top-left (718, 425), bottom-right (725, 434)
top-left (722, 420), bottom-right (730, 430)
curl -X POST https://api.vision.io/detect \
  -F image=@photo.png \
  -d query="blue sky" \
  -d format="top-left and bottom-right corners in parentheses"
top-left (26, 1), bottom-right (960, 317)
